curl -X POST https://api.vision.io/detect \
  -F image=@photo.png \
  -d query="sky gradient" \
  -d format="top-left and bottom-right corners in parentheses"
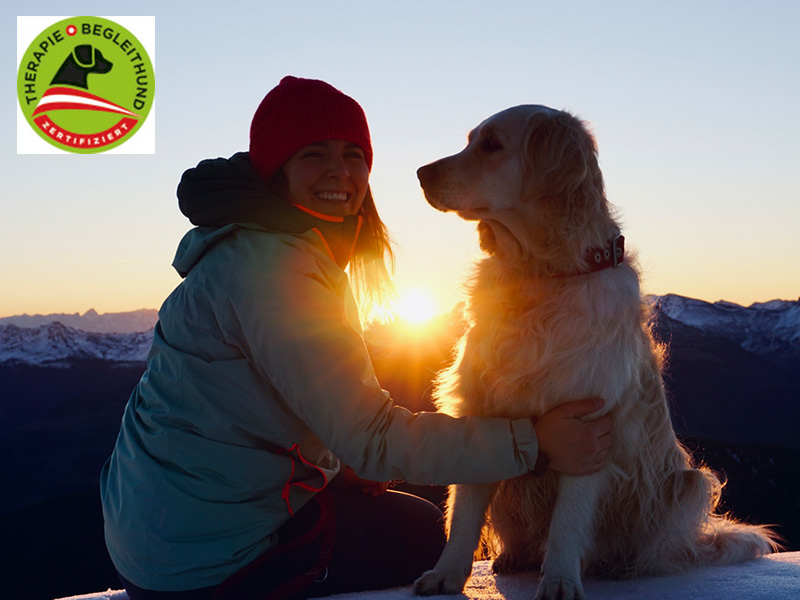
top-left (4, 0), bottom-right (799, 318)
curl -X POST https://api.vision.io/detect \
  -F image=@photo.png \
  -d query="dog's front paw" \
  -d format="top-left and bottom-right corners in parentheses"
top-left (413, 569), bottom-right (467, 596)
top-left (535, 576), bottom-right (586, 600)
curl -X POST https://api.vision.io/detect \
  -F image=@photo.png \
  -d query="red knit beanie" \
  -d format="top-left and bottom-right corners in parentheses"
top-left (249, 76), bottom-right (373, 182)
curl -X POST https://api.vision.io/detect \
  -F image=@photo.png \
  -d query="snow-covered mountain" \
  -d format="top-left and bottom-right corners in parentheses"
top-left (651, 294), bottom-right (800, 356)
top-left (1, 296), bottom-right (798, 366)
top-left (0, 322), bottom-right (153, 365)
top-left (0, 308), bottom-right (157, 334)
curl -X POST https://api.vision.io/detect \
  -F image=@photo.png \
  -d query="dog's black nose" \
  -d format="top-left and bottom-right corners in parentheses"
top-left (417, 163), bottom-right (438, 188)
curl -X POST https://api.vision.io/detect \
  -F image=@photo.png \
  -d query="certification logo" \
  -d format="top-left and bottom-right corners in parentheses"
top-left (17, 16), bottom-right (155, 154)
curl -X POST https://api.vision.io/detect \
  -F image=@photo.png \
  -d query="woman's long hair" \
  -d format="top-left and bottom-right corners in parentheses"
top-left (268, 170), bottom-right (396, 325)
top-left (350, 186), bottom-right (396, 325)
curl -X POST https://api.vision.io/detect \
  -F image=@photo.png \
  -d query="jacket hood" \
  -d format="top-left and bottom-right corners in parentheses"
top-left (174, 152), bottom-right (363, 275)
top-left (172, 224), bottom-right (243, 278)
top-left (178, 151), bottom-right (275, 226)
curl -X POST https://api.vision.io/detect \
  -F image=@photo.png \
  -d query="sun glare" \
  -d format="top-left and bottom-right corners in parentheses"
top-left (396, 287), bottom-right (437, 326)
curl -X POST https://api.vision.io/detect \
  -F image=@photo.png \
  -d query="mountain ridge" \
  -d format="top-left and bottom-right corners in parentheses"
top-left (0, 322), bottom-right (153, 366)
top-left (651, 294), bottom-right (800, 357)
top-left (2, 295), bottom-right (798, 366)
top-left (0, 308), bottom-right (158, 334)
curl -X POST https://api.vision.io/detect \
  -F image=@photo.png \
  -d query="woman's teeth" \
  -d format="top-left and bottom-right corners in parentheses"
top-left (316, 192), bottom-right (348, 202)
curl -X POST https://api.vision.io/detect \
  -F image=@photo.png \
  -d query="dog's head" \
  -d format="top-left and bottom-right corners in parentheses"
top-left (418, 105), bottom-right (617, 273)
top-left (51, 45), bottom-right (113, 90)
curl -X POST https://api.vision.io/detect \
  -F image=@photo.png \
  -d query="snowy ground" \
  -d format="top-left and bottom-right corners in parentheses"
top-left (55, 553), bottom-right (800, 600)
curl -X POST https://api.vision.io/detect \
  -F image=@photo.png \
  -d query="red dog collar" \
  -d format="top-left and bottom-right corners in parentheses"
top-left (555, 234), bottom-right (625, 278)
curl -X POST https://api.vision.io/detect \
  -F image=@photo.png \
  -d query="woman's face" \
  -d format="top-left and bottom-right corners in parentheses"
top-left (279, 139), bottom-right (369, 217)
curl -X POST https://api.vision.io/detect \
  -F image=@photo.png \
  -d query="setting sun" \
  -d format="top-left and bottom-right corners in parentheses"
top-left (396, 287), bottom-right (438, 325)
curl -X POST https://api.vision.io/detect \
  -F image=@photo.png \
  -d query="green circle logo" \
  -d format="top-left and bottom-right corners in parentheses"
top-left (17, 16), bottom-right (154, 154)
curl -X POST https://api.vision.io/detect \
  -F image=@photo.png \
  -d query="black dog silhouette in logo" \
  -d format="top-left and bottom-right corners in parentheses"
top-left (50, 44), bottom-right (113, 89)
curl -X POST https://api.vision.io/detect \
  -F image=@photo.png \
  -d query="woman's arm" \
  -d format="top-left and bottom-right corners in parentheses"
top-left (222, 233), bottom-right (538, 485)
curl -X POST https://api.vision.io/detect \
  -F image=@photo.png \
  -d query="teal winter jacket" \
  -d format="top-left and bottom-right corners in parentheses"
top-left (100, 154), bottom-right (540, 591)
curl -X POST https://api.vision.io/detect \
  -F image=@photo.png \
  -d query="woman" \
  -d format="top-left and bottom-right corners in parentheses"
top-left (101, 76), bottom-right (612, 600)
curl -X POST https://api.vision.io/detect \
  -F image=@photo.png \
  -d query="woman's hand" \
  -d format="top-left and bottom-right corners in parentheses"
top-left (532, 397), bottom-right (612, 476)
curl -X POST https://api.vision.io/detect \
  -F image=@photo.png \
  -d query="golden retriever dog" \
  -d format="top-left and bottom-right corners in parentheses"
top-left (411, 105), bottom-right (779, 600)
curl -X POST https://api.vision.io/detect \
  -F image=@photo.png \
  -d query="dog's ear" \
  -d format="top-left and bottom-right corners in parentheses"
top-left (521, 110), bottom-right (613, 265)
top-left (73, 45), bottom-right (94, 68)
top-left (523, 111), bottom-right (601, 199)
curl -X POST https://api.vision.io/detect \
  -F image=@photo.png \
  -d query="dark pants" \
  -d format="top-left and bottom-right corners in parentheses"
top-left (119, 487), bottom-right (446, 600)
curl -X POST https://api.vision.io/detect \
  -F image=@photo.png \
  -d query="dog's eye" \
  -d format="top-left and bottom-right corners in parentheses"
top-left (481, 137), bottom-right (503, 153)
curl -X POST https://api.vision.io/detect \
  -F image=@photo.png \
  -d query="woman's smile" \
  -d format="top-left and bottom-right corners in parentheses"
top-left (280, 140), bottom-right (369, 217)
top-left (315, 190), bottom-right (351, 202)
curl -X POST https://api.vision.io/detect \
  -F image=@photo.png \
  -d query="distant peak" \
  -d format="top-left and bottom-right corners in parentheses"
top-left (750, 299), bottom-right (794, 311)
top-left (713, 300), bottom-right (744, 310)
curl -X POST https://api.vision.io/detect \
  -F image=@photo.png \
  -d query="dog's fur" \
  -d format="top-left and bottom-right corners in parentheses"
top-left (412, 105), bottom-right (779, 600)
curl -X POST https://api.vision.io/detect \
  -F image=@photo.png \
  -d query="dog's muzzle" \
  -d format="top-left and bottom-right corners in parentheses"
top-left (416, 162), bottom-right (439, 190)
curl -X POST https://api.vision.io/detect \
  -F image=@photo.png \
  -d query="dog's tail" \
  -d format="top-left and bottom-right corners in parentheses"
top-left (677, 464), bottom-right (782, 568)
top-left (598, 445), bottom-right (781, 578)
top-left (701, 516), bottom-right (781, 565)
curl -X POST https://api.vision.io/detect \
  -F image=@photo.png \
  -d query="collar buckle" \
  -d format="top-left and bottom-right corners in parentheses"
top-left (611, 234), bottom-right (624, 268)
